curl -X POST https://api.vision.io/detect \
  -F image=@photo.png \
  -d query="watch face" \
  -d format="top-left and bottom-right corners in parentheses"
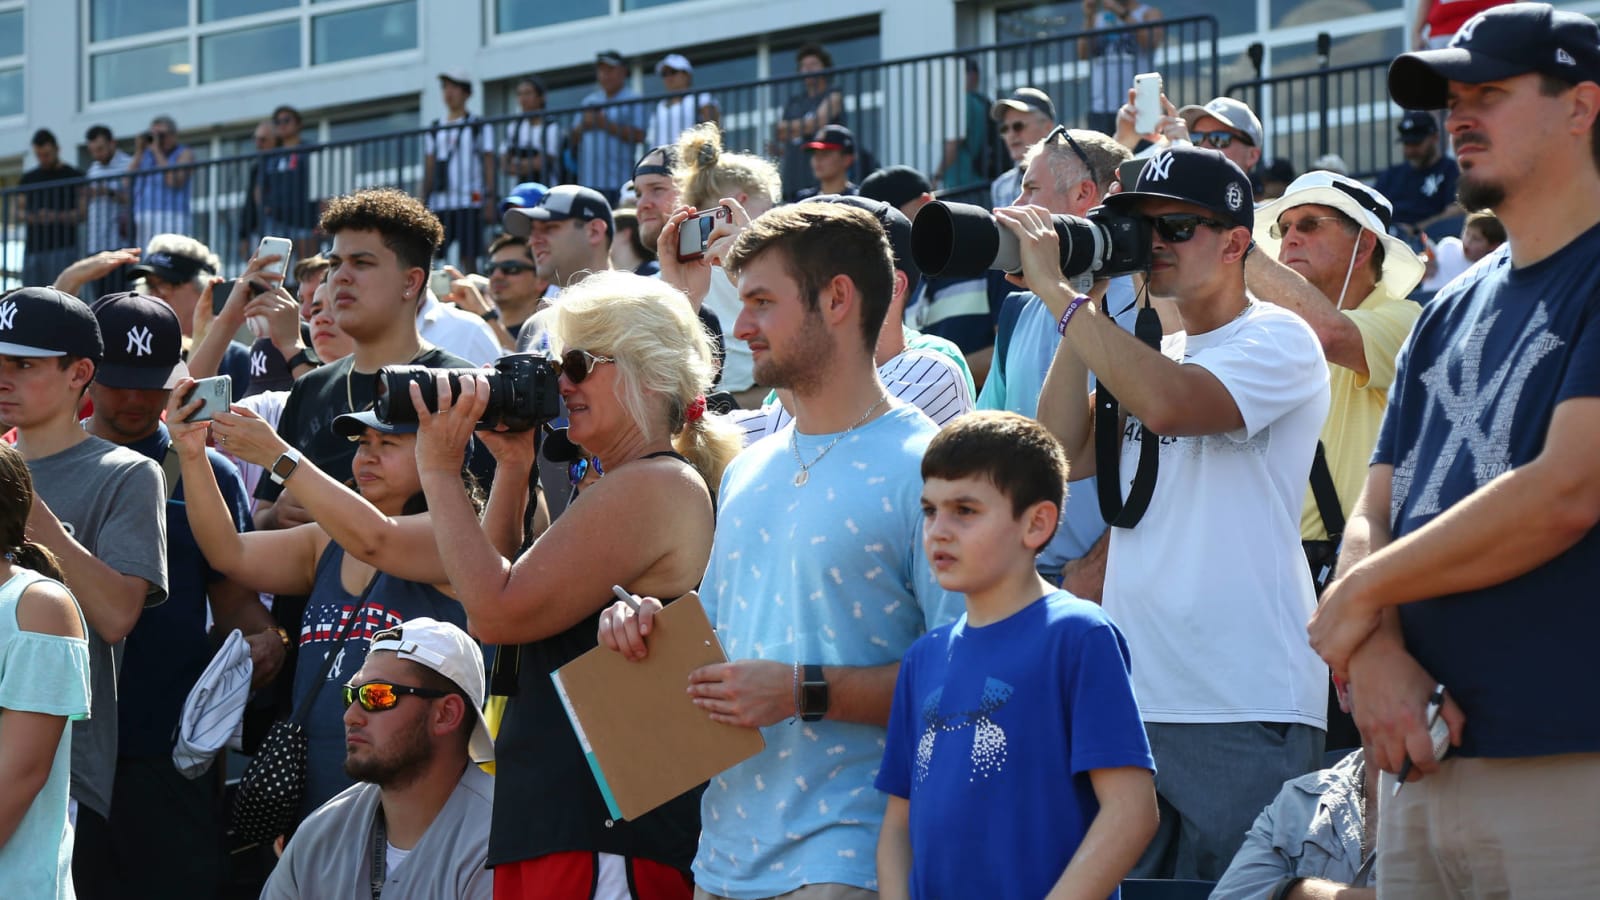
top-left (801, 681), bottom-right (828, 719)
top-left (272, 454), bottom-right (298, 479)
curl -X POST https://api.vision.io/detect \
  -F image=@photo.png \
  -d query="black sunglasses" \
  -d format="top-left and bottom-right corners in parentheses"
top-left (342, 681), bottom-right (450, 713)
top-left (1145, 213), bottom-right (1229, 243)
top-left (1268, 216), bottom-right (1353, 240)
top-left (550, 348), bottom-right (615, 385)
top-left (1191, 129), bottom-right (1251, 150)
top-left (1044, 125), bottom-right (1095, 181)
top-left (485, 261), bottom-right (534, 276)
top-left (569, 456), bottom-right (604, 486)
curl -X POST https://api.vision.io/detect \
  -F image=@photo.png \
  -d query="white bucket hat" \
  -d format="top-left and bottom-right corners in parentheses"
top-left (1255, 170), bottom-right (1425, 300)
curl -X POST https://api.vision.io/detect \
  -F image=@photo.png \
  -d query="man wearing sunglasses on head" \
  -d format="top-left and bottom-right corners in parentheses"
top-left (1017, 144), bottom-right (1331, 880)
top-left (263, 617), bottom-right (494, 900)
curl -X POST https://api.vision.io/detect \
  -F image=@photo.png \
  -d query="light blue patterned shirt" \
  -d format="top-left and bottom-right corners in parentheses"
top-left (694, 403), bottom-right (960, 898)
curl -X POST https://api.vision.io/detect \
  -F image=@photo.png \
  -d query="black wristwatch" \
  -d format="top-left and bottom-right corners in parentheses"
top-left (480, 307), bottom-right (501, 322)
top-left (799, 664), bottom-right (829, 722)
top-left (285, 348), bottom-right (318, 370)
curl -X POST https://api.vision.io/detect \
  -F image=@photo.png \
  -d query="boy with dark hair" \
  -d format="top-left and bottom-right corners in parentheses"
top-left (877, 410), bottom-right (1157, 900)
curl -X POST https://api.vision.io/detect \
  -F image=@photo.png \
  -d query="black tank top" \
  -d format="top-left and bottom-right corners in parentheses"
top-left (487, 449), bottom-right (708, 869)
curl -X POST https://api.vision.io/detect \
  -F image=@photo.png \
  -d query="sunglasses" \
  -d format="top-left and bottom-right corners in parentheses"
top-left (342, 681), bottom-right (450, 713)
top-left (485, 261), bottom-right (534, 276)
top-left (1044, 125), bottom-right (1095, 179)
top-left (1268, 216), bottom-right (1353, 240)
top-left (1190, 130), bottom-right (1251, 150)
top-left (569, 455), bottom-right (604, 486)
top-left (1145, 213), bottom-right (1229, 243)
top-left (550, 349), bottom-right (615, 385)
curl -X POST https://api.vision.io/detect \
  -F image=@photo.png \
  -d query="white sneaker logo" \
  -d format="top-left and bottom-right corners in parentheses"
top-left (126, 325), bottom-right (153, 357)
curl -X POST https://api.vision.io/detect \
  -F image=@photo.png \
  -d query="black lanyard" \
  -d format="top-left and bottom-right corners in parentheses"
top-left (369, 809), bottom-right (387, 900)
top-left (1094, 288), bottom-right (1164, 529)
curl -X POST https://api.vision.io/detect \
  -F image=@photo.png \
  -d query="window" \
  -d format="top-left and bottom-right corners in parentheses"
top-left (0, 67), bottom-right (20, 119)
top-left (87, 0), bottom-right (421, 102)
top-left (496, 0), bottom-right (608, 33)
top-left (0, 5), bottom-right (20, 117)
top-left (0, 9), bottom-right (22, 59)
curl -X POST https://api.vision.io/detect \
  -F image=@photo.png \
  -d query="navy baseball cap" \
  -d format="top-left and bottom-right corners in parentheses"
top-left (860, 166), bottom-right (933, 210)
top-left (504, 184), bottom-right (614, 239)
top-left (91, 291), bottom-right (190, 389)
top-left (0, 287), bottom-right (104, 360)
top-left (1101, 145), bottom-right (1255, 231)
top-left (333, 408), bottom-right (417, 438)
top-left (1389, 3), bottom-right (1600, 110)
top-left (804, 124), bottom-right (856, 154)
top-left (1397, 110), bottom-right (1438, 143)
top-left (129, 249), bottom-right (215, 285)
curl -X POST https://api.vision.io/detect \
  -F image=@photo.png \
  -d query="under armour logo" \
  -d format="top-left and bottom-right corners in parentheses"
top-left (126, 325), bottom-right (153, 357)
top-left (0, 301), bottom-right (15, 331)
top-left (250, 351), bottom-right (268, 377)
top-left (1145, 151), bottom-right (1174, 182)
top-left (1558, 48), bottom-right (1576, 66)
top-left (1452, 14), bottom-right (1483, 46)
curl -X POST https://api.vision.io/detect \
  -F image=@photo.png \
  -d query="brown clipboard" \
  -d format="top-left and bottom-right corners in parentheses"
top-left (551, 590), bottom-right (766, 821)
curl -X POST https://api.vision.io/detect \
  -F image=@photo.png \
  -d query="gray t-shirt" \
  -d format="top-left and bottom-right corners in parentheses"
top-left (29, 435), bottom-right (168, 819)
top-left (262, 765), bottom-right (493, 900)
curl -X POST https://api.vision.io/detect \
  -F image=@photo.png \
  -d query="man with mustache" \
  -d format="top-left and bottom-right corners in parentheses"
top-left (1308, 5), bottom-right (1600, 895)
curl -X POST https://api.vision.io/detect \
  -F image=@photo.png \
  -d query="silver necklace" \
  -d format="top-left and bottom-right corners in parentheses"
top-left (789, 394), bottom-right (889, 487)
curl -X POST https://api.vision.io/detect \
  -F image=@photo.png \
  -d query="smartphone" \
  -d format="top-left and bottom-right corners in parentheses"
top-left (212, 280), bottom-right (236, 315)
top-left (429, 269), bottom-right (456, 298)
top-left (183, 375), bottom-right (233, 424)
top-left (1133, 72), bottom-right (1163, 135)
top-left (677, 205), bottom-right (732, 263)
top-left (257, 236), bottom-right (294, 284)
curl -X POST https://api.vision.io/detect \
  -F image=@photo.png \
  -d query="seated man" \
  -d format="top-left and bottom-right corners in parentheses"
top-left (262, 617), bottom-right (495, 900)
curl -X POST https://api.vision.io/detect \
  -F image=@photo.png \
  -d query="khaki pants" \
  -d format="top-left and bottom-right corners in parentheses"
top-left (695, 885), bottom-right (876, 900)
top-left (1379, 753), bottom-right (1600, 898)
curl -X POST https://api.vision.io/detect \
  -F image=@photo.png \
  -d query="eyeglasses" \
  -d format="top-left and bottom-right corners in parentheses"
top-left (1045, 125), bottom-right (1095, 181)
top-left (1001, 120), bottom-right (1035, 135)
top-left (1191, 130), bottom-right (1251, 150)
top-left (485, 261), bottom-right (534, 277)
top-left (551, 349), bottom-right (615, 385)
top-left (569, 455), bottom-right (604, 486)
top-left (1145, 213), bottom-right (1229, 243)
top-left (1268, 216), bottom-right (1354, 240)
top-left (342, 681), bottom-right (450, 713)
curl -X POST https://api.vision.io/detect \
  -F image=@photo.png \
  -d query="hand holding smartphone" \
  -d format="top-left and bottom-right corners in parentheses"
top-left (182, 376), bottom-right (233, 423)
top-left (1133, 73), bottom-right (1163, 135)
top-left (252, 237), bottom-right (294, 338)
top-left (677, 205), bottom-right (733, 263)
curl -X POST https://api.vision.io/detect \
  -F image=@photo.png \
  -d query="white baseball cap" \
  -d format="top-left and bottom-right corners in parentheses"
top-left (656, 53), bottom-right (693, 75)
top-left (1254, 171), bottom-right (1426, 299)
top-left (368, 618), bottom-right (494, 763)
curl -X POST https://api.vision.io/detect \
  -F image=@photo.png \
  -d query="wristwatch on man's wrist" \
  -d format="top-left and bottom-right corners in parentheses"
top-left (799, 664), bottom-right (829, 722)
top-left (268, 448), bottom-right (302, 486)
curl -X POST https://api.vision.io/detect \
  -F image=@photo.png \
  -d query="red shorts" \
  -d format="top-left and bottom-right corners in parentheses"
top-left (493, 852), bottom-right (693, 900)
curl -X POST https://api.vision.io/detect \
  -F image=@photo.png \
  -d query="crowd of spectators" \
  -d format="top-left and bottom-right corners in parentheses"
top-left (1, 3), bottom-right (1596, 899)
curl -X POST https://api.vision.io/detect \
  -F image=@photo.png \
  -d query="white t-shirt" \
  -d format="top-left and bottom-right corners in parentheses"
top-left (700, 269), bottom-right (753, 392)
top-left (86, 150), bottom-right (132, 252)
top-left (1102, 300), bottom-right (1330, 728)
top-left (417, 291), bottom-right (503, 365)
top-left (424, 114), bottom-right (496, 210)
top-left (500, 117), bottom-right (564, 181)
top-left (647, 92), bottom-right (717, 149)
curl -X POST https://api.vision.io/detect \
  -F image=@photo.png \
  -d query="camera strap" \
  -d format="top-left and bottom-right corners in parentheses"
top-left (1094, 294), bottom-right (1163, 529)
top-left (1308, 441), bottom-right (1344, 543)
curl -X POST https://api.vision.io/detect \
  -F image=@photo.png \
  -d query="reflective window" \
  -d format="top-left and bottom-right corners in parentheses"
top-left (1271, 0), bottom-right (1403, 29)
top-left (0, 67), bottom-right (20, 118)
top-left (200, 0), bottom-right (297, 23)
top-left (313, 1), bottom-right (418, 65)
top-left (201, 21), bottom-right (300, 82)
top-left (0, 11), bottom-right (22, 59)
top-left (496, 0), bottom-right (608, 33)
top-left (997, 1), bottom-right (1255, 40)
top-left (91, 0), bottom-right (187, 42)
top-left (622, 0), bottom-right (687, 9)
top-left (92, 41), bottom-right (189, 101)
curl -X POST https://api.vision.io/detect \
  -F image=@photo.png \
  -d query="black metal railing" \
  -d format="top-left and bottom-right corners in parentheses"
top-left (1, 15), bottom-right (1219, 292)
top-left (1226, 58), bottom-right (1399, 181)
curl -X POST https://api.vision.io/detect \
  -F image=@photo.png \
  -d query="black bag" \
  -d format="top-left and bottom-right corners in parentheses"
top-left (1303, 441), bottom-right (1344, 596)
top-left (228, 578), bottom-right (373, 846)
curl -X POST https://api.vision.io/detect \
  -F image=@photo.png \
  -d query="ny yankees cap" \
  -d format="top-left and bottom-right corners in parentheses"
top-left (242, 337), bottom-right (294, 398)
top-left (503, 184), bottom-right (614, 239)
top-left (0, 287), bottom-right (104, 361)
top-left (1101, 145), bottom-right (1255, 231)
top-left (1389, 3), bottom-right (1600, 110)
top-left (91, 292), bottom-right (189, 390)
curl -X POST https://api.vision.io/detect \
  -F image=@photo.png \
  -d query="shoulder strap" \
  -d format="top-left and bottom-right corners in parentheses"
top-left (289, 573), bottom-right (379, 726)
top-left (1308, 441), bottom-right (1345, 542)
top-left (1095, 303), bottom-right (1163, 528)
top-left (160, 445), bottom-right (182, 500)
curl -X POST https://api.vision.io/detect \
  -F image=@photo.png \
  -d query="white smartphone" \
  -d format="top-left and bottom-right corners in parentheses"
top-left (183, 375), bottom-right (233, 424)
top-left (1133, 72), bottom-right (1163, 135)
top-left (257, 236), bottom-right (293, 282)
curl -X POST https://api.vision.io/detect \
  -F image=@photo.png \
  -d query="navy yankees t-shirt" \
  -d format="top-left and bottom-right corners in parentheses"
top-left (1373, 223), bottom-right (1600, 757)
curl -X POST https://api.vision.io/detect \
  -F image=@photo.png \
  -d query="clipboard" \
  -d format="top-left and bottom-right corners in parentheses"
top-left (551, 590), bottom-right (765, 821)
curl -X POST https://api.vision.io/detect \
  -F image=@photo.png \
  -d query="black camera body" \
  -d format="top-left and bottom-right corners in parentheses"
top-left (373, 353), bottom-right (561, 433)
top-left (911, 200), bottom-right (1152, 282)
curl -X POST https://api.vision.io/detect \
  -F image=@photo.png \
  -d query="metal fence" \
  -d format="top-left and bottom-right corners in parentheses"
top-left (1, 15), bottom-right (1220, 291)
top-left (1225, 58), bottom-right (1399, 181)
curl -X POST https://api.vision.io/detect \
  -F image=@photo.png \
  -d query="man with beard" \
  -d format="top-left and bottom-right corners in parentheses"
top-left (263, 617), bottom-right (494, 899)
top-left (1375, 110), bottom-right (1463, 240)
top-left (1308, 5), bottom-right (1600, 895)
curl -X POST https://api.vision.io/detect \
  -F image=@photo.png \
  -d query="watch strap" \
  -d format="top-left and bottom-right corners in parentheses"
top-left (480, 307), bottom-right (501, 322)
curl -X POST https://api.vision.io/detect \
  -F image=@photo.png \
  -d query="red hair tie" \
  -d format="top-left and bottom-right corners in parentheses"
top-left (685, 395), bottom-right (707, 423)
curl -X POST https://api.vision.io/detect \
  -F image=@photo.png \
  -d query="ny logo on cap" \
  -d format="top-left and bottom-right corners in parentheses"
top-left (251, 351), bottom-right (268, 377)
top-left (1145, 150), bottom-right (1175, 183)
top-left (0, 300), bottom-right (15, 332)
top-left (1558, 48), bottom-right (1577, 66)
top-left (126, 326), bottom-right (153, 357)
top-left (1453, 14), bottom-right (1483, 47)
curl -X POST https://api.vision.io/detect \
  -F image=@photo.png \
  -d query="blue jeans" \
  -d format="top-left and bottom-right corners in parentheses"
top-left (1132, 721), bottom-right (1325, 881)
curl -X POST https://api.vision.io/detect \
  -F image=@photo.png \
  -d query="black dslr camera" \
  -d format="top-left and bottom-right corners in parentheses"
top-left (373, 353), bottom-right (561, 433)
top-left (911, 200), bottom-right (1152, 281)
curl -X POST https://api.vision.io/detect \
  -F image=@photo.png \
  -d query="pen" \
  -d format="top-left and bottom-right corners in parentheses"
top-left (611, 585), bottom-right (641, 612)
top-left (1393, 682), bottom-right (1446, 797)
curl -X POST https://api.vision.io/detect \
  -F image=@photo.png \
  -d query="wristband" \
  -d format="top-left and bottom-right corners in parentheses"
top-left (480, 308), bottom-right (501, 322)
top-left (1056, 294), bottom-right (1091, 336)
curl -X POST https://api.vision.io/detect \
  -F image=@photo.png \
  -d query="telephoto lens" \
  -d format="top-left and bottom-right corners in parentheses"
top-left (373, 353), bottom-right (561, 432)
top-left (910, 200), bottom-right (1151, 281)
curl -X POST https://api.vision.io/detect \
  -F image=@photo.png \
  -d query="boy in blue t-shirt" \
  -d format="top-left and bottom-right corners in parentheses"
top-left (876, 411), bottom-right (1157, 900)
